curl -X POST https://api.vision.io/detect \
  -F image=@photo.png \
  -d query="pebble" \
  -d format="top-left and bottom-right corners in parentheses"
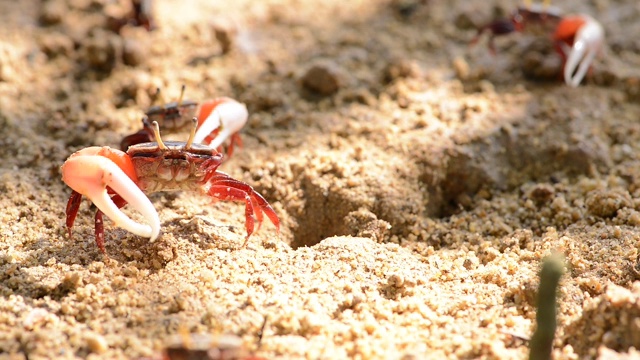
top-left (85, 332), bottom-right (108, 354)
top-left (212, 22), bottom-right (236, 54)
top-left (528, 183), bottom-right (555, 205)
top-left (123, 38), bottom-right (144, 66)
top-left (82, 30), bottom-right (118, 72)
top-left (39, 0), bottom-right (65, 26)
top-left (452, 56), bottom-right (469, 81)
top-left (301, 62), bottom-right (343, 96)
top-left (383, 57), bottom-right (421, 83)
top-left (39, 32), bottom-right (75, 58)
top-left (585, 189), bottom-right (632, 218)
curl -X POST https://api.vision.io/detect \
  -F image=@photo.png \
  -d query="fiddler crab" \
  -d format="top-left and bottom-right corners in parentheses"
top-left (61, 96), bottom-right (279, 254)
top-left (140, 329), bottom-right (266, 360)
top-left (473, 2), bottom-right (604, 87)
top-left (121, 85), bottom-right (247, 158)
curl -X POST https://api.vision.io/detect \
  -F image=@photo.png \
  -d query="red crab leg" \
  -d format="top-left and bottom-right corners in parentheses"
top-left (207, 177), bottom-right (265, 225)
top-left (206, 173), bottom-right (280, 231)
top-left (120, 118), bottom-right (155, 151)
top-left (225, 133), bottom-right (243, 159)
top-left (202, 130), bottom-right (243, 158)
top-left (205, 177), bottom-right (280, 247)
top-left (199, 126), bottom-right (244, 156)
top-left (65, 190), bottom-right (83, 238)
top-left (120, 127), bottom-right (154, 151)
top-left (207, 185), bottom-right (256, 246)
top-left (201, 128), bottom-right (223, 154)
top-left (95, 194), bottom-right (128, 254)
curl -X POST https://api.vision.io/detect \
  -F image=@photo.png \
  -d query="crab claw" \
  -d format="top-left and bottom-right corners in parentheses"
top-left (193, 97), bottom-right (248, 149)
top-left (555, 15), bottom-right (604, 87)
top-left (61, 146), bottom-right (160, 242)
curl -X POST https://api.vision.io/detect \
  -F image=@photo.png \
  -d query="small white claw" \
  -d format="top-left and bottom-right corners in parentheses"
top-left (62, 150), bottom-right (160, 241)
top-left (193, 99), bottom-right (248, 148)
top-left (564, 16), bottom-right (604, 87)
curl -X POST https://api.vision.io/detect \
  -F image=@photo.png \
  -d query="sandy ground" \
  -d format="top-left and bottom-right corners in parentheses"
top-left (2, 0), bottom-right (640, 359)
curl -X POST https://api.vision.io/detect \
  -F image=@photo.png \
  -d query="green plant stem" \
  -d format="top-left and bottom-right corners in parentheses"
top-left (529, 253), bottom-right (565, 360)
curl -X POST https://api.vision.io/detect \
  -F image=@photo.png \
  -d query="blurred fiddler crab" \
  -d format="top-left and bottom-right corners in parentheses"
top-left (121, 85), bottom-right (247, 157)
top-left (473, 1), bottom-right (604, 87)
top-left (61, 91), bottom-right (279, 254)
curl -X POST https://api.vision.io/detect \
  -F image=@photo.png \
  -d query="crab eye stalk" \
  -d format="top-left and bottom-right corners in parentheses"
top-left (177, 84), bottom-right (186, 107)
top-left (153, 87), bottom-right (165, 107)
top-left (151, 121), bottom-right (168, 150)
top-left (185, 117), bottom-right (198, 150)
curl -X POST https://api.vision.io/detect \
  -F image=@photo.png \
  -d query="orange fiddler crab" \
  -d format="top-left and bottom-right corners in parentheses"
top-left (61, 116), bottom-right (279, 254)
top-left (120, 85), bottom-right (247, 158)
top-left (473, 1), bottom-right (604, 87)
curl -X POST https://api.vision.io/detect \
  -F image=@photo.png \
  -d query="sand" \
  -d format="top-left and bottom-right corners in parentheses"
top-left (2, 0), bottom-right (640, 359)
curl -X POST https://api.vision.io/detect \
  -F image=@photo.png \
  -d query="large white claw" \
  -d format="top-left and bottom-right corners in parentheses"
top-left (564, 16), bottom-right (604, 87)
top-left (61, 149), bottom-right (160, 241)
top-left (193, 99), bottom-right (248, 148)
